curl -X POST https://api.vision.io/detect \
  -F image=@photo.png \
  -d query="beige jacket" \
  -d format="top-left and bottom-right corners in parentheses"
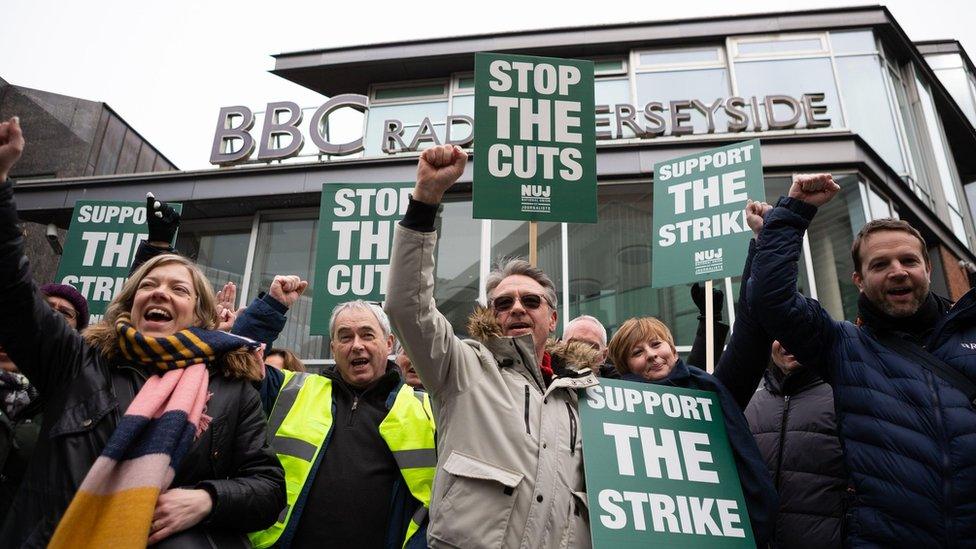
top-left (386, 224), bottom-right (600, 549)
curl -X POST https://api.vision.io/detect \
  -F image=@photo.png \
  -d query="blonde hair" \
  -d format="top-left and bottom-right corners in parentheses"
top-left (83, 254), bottom-right (261, 380)
top-left (608, 317), bottom-right (675, 376)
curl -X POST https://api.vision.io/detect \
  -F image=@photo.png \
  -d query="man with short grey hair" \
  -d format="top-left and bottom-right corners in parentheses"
top-left (386, 144), bottom-right (600, 549)
top-left (563, 315), bottom-right (614, 376)
top-left (236, 291), bottom-right (436, 548)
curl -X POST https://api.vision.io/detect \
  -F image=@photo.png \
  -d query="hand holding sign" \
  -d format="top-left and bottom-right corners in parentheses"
top-left (269, 275), bottom-right (309, 309)
top-left (414, 144), bottom-right (467, 205)
top-left (0, 117), bottom-right (24, 183)
top-left (788, 173), bottom-right (839, 207)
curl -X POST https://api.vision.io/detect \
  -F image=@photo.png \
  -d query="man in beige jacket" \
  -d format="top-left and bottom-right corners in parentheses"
top-left (386, 144), bottom-right (600, 549)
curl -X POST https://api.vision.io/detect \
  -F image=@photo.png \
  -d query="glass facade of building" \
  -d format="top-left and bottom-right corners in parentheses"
top-left (155, 28), bottom-right (976, 363)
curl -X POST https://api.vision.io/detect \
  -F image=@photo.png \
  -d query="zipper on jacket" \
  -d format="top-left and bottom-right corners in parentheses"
top-left (774, 395), bottom-right (791, 490)
top-left (523, 386), bottom-right (531, 435)
top-left (926, 371), bottom-right (953, 546)
top-left (348, 395), bottom-right (360, 427)
top-left (566, 402), bottom-right (577, 456)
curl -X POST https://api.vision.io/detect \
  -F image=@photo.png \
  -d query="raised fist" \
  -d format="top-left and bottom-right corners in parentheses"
top-left (0, 117), bottom-right (25, 183)
top-left (269, 275), bottom-right (309, 308)
top-left (146, 192), bottom-right (181, 245)
top-left (745, 200), bottom-right (772, 237)
top-left (788, 173), bottom-right (839, 207)
top-left (413, 144), bottom-right (468, 205)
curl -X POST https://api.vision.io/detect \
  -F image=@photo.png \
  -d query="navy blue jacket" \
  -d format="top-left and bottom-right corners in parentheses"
top-left (748, 196), bottom-right (976, 547)
top-left (622, 360), bottom-right (778, 546)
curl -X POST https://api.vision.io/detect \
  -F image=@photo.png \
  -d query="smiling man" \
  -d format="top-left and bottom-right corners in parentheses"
top-left (747, 173), bottom-right (976, 547)
top-left (242, 297), bottom-right (437, 549)
top-left (386, 144), bottom-right (600, 549)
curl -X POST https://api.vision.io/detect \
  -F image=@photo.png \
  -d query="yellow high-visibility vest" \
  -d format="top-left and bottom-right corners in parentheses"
top-left (249, 370), bottom-right (436, 549)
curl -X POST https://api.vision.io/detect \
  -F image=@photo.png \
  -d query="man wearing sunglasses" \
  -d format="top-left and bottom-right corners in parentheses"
top-left (386, 144), bottom-right (601, 549)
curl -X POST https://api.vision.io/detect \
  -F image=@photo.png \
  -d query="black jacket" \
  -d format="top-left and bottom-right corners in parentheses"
top-left (745, 367), bottom-right (846, 549)
top-left (0, 180), bottom-right (286, 547)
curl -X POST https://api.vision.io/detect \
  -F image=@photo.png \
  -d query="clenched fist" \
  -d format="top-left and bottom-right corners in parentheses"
top-left (413, 144), bottom-right (468, 205)
top-left (788, 173), bottom-right (839, 207)
top-left (745, 200), bottom-right (772, 237)
top-left (269, 275), bottom-right (309, 308)
top-left (0, 117), bottom-right (25, 183)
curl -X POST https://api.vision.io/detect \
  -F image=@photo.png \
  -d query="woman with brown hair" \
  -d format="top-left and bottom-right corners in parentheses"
top-left (265, 348), bottom-right (306, 373)
top-left (0, 117), bottom-right (285, 548)
top-left (607, 316), bottom-right (777, 547)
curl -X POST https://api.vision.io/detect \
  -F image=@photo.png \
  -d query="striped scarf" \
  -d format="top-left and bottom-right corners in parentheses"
top-left (49, 322), bottom-right (259, 549)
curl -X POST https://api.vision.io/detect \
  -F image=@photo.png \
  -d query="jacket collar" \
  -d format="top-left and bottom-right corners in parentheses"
top-left (466, 306), bottom-right (601, 392)
top-left (763, 364), bottom-right (824, 396)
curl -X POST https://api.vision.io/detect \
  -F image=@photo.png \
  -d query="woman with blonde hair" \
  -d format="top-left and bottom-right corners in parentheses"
top-left (0, 117), bottom-right (285, 548)
top-left (608, 315), bottom-right (777, 546)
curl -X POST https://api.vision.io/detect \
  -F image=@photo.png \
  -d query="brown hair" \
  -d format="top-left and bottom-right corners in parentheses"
top-left (851, 218), bottom-right (928, 274)
top-left (83, 254), bottom-right (261, 380)
top-left (608, 317), bottom-right (675, 376)
top-left (267, 348), bottom-right (306, 373)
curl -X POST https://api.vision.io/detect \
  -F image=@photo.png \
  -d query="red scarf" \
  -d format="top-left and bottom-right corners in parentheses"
top-left (540, 351), bottom-right (553, 382)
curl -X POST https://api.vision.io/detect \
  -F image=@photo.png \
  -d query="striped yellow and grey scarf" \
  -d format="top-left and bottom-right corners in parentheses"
top-left (49, 321), bottom-right (259, 548)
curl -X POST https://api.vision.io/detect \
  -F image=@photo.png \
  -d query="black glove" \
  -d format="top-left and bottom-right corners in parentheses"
top-left (691, 282), bottom-right (724, 319)
top-left (146, 192), bottom-right (180, 244)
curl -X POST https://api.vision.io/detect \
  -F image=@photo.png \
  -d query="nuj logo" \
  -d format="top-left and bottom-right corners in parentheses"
top-left (521, 185), bottom-right (551, 198)
top-left (694, 249), bottom-right (724, 263)
top-left (961, 343), bottom-right (976, 350)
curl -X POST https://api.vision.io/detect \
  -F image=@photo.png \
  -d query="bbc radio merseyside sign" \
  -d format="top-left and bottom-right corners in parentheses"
top-left (473, 52), bottom-right (596, 222)
top-left (310, 182), bottom-right (413, 335)
top-left (56, 200), bottom-right (181, 325)
top-left (652, 139), bottom-right (764, 288)
top-left (580, 379), bottom-right (754, 548)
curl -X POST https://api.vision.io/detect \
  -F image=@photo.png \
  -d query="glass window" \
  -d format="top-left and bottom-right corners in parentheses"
top-left (737, 37), bottom-right (825, 57)
top-left (734, 57), bottom-right (842, 128)
top-left (246, 214), bottom-right (323, 359)
top-left (490, 219), bottom-right (564, 335)
top-left (566, 184), bottom-right (701, 348)
top-left (836, 55), bottom-right (906, 173)
top-left (176, 223), bottom-right (251, 295)
top-left (452, 94), bottom-right (474, 117)
top-left (363, 100), bottom-right (449, 156)
top-left (373, 82), bottom-right (447, 102)
top-left (866, 184), bottom-right (893, 219)
top-left (808, 175), bottom-right (863, 321)
top-left (925, 54), bottom-right (964, 70)
top-left (830, 30), bottom-right (877, 54)
top-left (434, 199), bottom-right (482, 335)
top-left (639, 47), bottom-right (721, 67)
top-left (456, 76), bottom-right (475, 90)
top-left (596, 77), bottom-right (635, 138)
top-left (916, 75), bottom-right (967, 237)
top-left (635, 68), bottom-right (731, 134)
top-left (888, 65), bottom-right (933, 204)
top-left (932, 68), bottom-right (976, 125)
top-left (592, 58), bottom-right (627, 75)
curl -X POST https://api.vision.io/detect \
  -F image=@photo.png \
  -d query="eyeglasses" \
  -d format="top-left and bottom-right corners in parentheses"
top-left (489, 293), bottom-right (550, 312)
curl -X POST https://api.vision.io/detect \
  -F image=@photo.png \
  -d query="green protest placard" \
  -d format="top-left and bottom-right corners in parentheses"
top-left (55, 200), bottom-right (182, 327)
top-left (579, 378), bottom-right (754, 548)
top-left (310, 182), bottom-right (414, 335)
top-left (652, 139), bottom-right (764, 288)
top-left (473, 52), bottom-right (597, 223)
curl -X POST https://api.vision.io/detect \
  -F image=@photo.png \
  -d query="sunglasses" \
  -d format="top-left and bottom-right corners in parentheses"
top-left (489, 293), bottom-right (550, 312)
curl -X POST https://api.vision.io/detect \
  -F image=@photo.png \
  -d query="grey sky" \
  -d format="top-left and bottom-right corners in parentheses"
top-left (2, 0), bottom-right (973, 169)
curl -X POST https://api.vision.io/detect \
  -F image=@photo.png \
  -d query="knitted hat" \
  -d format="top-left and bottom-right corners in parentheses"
top-left (40, 283), bottom-right (90, 330)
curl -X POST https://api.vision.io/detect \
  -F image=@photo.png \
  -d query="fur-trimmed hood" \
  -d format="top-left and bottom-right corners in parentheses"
top-left (466, 305), bottom-right (602, 372)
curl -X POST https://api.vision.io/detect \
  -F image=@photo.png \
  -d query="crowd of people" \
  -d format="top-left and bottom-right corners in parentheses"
top-left (2, 115), bottom-right (976, 548)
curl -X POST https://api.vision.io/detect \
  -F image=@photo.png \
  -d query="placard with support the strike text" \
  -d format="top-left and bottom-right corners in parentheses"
top-left (473, 52), bottom-right (597, 223)
top-left (579, 378), bottom-right (754, 548)
top-left (652, 139), bottom-right (764, 288)
top-left (55, 200), bottom-right (182, 327)
top-left (309, 182), bottom-right (415, 335)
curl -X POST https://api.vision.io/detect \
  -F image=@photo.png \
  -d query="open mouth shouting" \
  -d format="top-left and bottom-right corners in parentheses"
top-left (505, 321), bottom-right (533, 337)
top-left (142, 307), bottom-right (174, 328)
top-left (349, 356), bottom-right (371, 371)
